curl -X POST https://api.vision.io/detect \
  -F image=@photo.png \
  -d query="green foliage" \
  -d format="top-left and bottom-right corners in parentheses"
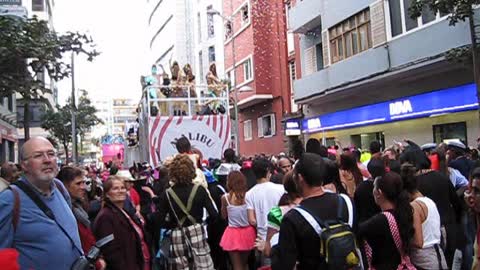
top-left (41, 90), bottom-right (103, 155)
top-left (409, 0), bottom-right (480, 64)
top-left (409, 0), bottom-right (480, 26)
top-left (0, 15), bottom-right (99, 99)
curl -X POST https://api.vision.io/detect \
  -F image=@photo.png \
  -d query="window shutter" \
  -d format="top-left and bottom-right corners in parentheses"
top-left (303, 46), bottom-right (317, 76)
top-left (270, 114), bottom-right (276, 136)
top-left (370, 1), bottom-right (387, 46)
top-left (322, 30), bottom-right (330, 67)
top-left (257, 117), bottom-right (263, 138)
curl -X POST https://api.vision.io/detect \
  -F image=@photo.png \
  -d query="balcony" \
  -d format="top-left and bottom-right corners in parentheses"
top-left (294, 47), bottom-right (390, 102)
top-left (289, 0), bottom-right (322, 33)
top-left (294, 11), bottom-right (476, 103)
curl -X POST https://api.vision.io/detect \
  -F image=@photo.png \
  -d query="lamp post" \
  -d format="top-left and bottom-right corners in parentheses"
top-left (207, 7), bottom-right (241, 155)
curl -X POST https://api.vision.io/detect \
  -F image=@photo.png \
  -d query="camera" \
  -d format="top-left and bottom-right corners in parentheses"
top-left (71, 234), bottom-right (114, 270)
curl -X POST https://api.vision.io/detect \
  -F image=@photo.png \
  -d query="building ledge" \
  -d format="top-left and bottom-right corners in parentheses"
top-left (237, 94), bottom-right (273, 109)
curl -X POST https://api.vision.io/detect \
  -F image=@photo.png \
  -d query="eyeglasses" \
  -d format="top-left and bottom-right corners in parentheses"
top-left (25, 150), bottom-right (57, 161)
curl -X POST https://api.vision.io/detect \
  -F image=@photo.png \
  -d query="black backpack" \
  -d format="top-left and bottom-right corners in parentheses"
top-left (294, 194), bottom-right (362, 270)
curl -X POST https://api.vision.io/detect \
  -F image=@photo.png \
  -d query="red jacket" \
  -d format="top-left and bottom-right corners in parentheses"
top-left (78, 221), bottom-right (103, 270)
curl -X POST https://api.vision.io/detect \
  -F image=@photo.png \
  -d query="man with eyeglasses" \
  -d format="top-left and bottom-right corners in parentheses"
top-left (0, 137), bottom-right (83, 270)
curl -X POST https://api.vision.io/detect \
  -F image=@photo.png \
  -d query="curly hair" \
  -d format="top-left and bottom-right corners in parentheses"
top-left (227, 171), bottom-right (247, 204)
top-left (169, 154), bottom-right (196, 185)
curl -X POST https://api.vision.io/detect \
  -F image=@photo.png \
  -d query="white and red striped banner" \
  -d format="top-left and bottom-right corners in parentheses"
top-left (148, 115), bottom-right (231, 167)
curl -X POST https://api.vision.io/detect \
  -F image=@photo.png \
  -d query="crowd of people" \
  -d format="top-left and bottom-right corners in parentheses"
top-left (1, 135), bottom-right (480, 270)
top-left (147, 61), bottom-right (228, 117)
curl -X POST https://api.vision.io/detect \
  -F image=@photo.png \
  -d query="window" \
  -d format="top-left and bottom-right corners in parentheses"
top-left (197, 12), bottom-right (202, 43)
top-left (258, 114), bottom-right (275, 138)
top-left (304, 45), bottom-right (317, 76)
top-left (227, 69), bottom-right (235, 86)
top-left (350, 132), bottom-right (385, 150)
top-left (243, 58), bottom-right (252, 81)
top-left (198, 51), bottom-right (204, 83)
top-left (243, 120), bottom-right (252, 141)
top-left (315, 43), bottom-right (324, 70)
top-left (388, 0), bottom-right (445, 38)
top-left (241, 4), bottom-right (249, 25)
top-left (207, 5), bottom-right (215, 38)
top-left (329, 9), bottom-right (371, 63)
top-left (225, 21), bottom-right (233, 40)
top-left (208, 46), bottom-right (216, 63)
top-left (32, 0), bottom-right (44, 11)
top-left (433, 122), bottom-right (467, 144)
top-left (289, 60), bottom-right (296, 82)
top-left (7, 94), bottom-right (13, 111)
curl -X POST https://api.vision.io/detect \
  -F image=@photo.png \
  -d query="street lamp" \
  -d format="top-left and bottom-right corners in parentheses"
top-left (207, 7), bottom-right (242, 155)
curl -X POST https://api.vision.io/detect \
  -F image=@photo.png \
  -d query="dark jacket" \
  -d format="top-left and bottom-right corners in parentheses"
top-left (93, 200), bottom-right (146, 270)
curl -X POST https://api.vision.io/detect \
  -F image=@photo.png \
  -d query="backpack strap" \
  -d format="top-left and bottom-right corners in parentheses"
top-left (11, 187), bottom-right (20, 233)
top-left (338, 193), bottom-right (353, 227)
top-left (293, 207), bottom-right (322, 235)
top-left (166, 184), bottom-right (200, 226)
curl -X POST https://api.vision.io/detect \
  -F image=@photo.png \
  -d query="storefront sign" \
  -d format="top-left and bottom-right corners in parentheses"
top-left (285, 120), bottom-right (301, 136)
top-left (302, 83), bottom-right (478, 133)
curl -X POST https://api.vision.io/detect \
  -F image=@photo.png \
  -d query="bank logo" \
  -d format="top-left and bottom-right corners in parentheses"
top-left (389, 100), bottom-right (413, 116)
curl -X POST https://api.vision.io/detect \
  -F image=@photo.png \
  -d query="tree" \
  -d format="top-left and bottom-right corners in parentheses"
top-left (41, 90), bottom-right (103, 163)
top-left (0, 16), bottom-right (99, 140)
top-left (409, 0), bottom-right (480, 120)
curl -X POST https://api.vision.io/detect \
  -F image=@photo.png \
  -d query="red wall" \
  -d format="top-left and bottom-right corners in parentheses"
top-left (223, 0), bottom-right (291, 157)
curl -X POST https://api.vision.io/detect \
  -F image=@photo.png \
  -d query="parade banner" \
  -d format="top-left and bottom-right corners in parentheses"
top-left (148, 115), bottom-right (231, 167)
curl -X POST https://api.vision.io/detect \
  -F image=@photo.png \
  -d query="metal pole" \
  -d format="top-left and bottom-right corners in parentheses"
top-left (230, 0), bottom-right (240, 156)
top-left (71, 52), bottom-right (77, 164)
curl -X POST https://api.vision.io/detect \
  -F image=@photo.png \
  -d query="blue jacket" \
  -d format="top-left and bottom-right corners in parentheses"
top-left (0, 177), bottom-right (82, 270)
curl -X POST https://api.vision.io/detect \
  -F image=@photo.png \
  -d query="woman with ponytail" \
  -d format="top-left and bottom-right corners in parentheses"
top-left (400, 163), bottom-right (447, 269)
top-left (358, 172), bottom-right (415, 270)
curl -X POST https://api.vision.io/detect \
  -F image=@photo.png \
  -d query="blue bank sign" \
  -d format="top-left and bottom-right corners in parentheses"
top-left (303, 83), bottom-right (478, 133)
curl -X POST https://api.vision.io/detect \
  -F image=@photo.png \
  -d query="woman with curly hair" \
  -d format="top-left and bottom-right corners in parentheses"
top-left (219, 171), bottom-right (256, 270)
top-left (154, 154), bottom-right (217, 270)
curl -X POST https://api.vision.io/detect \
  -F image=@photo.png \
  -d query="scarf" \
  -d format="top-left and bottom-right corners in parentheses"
top-left (72, 200), bottom-right (91, 228)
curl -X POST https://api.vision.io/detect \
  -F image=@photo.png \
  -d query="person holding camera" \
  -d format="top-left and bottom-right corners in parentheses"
top-left (0, 137), bottom-right (84, 269)
top-left (57, 166), bottom-right (107, 270)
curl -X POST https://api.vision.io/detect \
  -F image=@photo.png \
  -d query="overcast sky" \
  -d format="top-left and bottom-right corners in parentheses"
top-left (54, 0), bottom-right (151, 104)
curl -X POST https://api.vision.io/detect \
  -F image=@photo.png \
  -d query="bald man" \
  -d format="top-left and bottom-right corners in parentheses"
top-left (0, 137), bottom-right (83, 270)
top-left (0, 161), bottom-right (18, 192)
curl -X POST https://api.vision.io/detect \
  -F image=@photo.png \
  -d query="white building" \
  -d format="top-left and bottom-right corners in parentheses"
top-left (16, 0), bottom-right (58, 145)
top-left (147, 0), bottom-right (195, 71)
top-left (91, 97), bottom-right (114, 138)
top-left (192, 0), bottom-right (225, 83)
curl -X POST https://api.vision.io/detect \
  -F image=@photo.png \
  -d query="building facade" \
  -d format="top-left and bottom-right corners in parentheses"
top-left (0, 95), bottom-right (18, 163)
top-left (112, 98), bottom-right (137, 137)
top-left (148, 0), bottom-right (195, 70)
top-left (289, 0), bottom-right (479, 149)
top-left (192, 0), bottom-right (225, 84)
top-left (223, 0), bottom-right (291, 156)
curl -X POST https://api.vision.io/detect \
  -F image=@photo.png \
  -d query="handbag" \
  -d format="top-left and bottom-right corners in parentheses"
top-left (365, 211), bottom-right (416, 270)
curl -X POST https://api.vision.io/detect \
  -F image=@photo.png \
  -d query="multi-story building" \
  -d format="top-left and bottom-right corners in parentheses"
top-left (0, 95), bottom-right (17, 163)
top-left (289, 0), bottom-right (480, 149)
top-left (192, 0), bottom-right (225, 84)
top-left (92, 97), bottom-right (114, 137)
top-left (147, 0), bottom-right (195, 70)
top-left (16, 0), bottom-right (58, 147)
top-left (112, 98), bottom-right (137, 137)
top-left (223, 0), bottom-right (291, 156)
